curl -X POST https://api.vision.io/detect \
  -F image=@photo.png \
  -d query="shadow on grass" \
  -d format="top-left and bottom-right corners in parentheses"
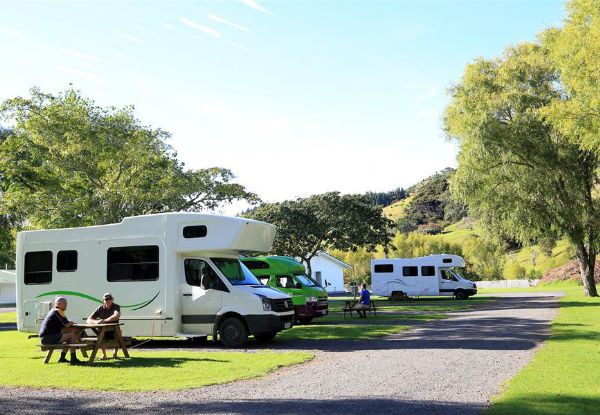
top-left (31, 355), bottom-right (230, 368)
top-left (0, 395), bottom-right (486, 415)
top-left (485, 393), bottom-right (600, 415)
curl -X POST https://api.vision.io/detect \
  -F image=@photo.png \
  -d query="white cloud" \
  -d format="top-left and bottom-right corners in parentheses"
top-left (238, 0), bottom-right (273, 15)
top-left (62, 48), bottom-right (101, 63)
top-left (55, 66), bottom-right (104, 84)
top-left (180, 17), bottom-right (220, 38)
top-left (208, 14), bottom-right (249, 32)
top-left (228, 41), bottom-right (252, 52)
top-left (115, 52), bottom-right (140, 63)
top-left (114, 31), bottom-right (143, 43)
top-left (161, 23), bottom-right (173, 30)
top-left (0, 26), bottom-right (23, 40)
top-left (416, 85), bottom-right (439, 102)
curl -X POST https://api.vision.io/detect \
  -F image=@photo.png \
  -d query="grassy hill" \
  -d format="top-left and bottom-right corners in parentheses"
top-left (370, 171), bottom-right (575, 281)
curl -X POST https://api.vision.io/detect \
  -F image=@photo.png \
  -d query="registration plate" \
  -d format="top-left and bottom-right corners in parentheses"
top-left (284, 322), bottom-right (291, 329)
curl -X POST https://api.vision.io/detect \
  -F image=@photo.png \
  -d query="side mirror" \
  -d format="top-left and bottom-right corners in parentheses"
top-left (295, 282), bottom-right (302, 289)
top-left (201, 274), bottom-right (215, 290)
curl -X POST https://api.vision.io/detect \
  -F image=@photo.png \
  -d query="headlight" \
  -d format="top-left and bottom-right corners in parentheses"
top-left (306, 296), bottom-right (317, 302)
top-left (261, 297), bottom-right (272, 311)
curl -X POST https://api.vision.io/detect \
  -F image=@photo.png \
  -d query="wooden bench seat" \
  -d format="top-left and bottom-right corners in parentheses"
top-left (343, 300), bottom-right (377, 318)
top-left (38, 343), bottom-right (93, 364)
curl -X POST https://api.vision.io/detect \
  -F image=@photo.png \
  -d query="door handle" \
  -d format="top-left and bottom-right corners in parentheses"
top-left (183, 293), bottom-right (192, 297)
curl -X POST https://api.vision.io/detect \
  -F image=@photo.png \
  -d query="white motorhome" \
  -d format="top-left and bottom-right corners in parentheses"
top-left (371, 255), bottom-right (477, 300)
top-left (16, 213), bottom-right (295, 347)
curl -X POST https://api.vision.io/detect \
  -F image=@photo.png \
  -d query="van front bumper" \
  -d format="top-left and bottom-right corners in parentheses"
top-left (245, 313), bottom-right (294, 335)
top-left (295, 301), bottom-right (329, 318)
top-left (465, 288), bottom-right (478, 296)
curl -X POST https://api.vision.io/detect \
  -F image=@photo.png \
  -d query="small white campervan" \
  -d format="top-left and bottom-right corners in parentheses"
top-left (371, 255), bottom-right (477, 300)
top-left (16, 213), bottom-right (295, 347)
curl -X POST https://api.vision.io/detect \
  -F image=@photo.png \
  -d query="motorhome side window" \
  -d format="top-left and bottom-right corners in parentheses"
top-left (107, 245), bottom-right (159, 282)
top-left (421, 266), bottom-right (435, 276)
top-left (57, 250), bottom-right (78, 272)
top-left (374, 264), bottom-right (393, 273)
top-left (183, 225), bottom-right (207, 238)
top-left (402, 266), bottom-right (418, 277)
top-left (24, 251), bottom-right (52, 284)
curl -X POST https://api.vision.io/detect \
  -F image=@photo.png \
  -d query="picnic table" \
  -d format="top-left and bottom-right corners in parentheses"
top-left (342, 300), bottom-right (377, 318)
top-left (72, 322), bottom-right (130, 363)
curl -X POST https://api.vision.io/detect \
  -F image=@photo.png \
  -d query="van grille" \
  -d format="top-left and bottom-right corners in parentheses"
top-left (270, 298), bottom-right (294, 312)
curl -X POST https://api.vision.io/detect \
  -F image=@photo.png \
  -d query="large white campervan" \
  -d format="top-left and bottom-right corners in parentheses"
top-left (16, 213), bottom-right (295, 347)
top-left (371, 255), bottom-right (477, 300)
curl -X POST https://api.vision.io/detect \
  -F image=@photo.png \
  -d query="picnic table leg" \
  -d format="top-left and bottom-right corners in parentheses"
top-left (43, 348), bottom-right (54, 364)
top-left (88, 328), bottom-right (105, 363)
top-left (114, 326), bottom-right (129, 358)
top-left (75, 329), bottom-right (89, 358)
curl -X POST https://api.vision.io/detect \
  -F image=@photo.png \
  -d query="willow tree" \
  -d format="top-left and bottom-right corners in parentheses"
top-left (444, 42), bottom-right (600, 296)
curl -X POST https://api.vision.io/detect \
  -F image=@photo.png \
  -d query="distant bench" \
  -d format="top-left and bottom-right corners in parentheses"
top-left (342, 300), bottom-right (377, 318)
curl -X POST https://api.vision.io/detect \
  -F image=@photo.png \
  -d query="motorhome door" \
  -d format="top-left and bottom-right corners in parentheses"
top-left (439, 269), bottom-right (459, 296)
top-left (181, 258), bottom-right (224, 335)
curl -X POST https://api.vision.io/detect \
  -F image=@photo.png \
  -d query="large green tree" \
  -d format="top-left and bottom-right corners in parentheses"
top-left (244, 192), bottom-right (394, 278)
top-left (445, 42), bottom-right (600, 296)
top-left (545, 0), bottom-right (600, 150)
top-left (0, 88), bottom-right (258, 229)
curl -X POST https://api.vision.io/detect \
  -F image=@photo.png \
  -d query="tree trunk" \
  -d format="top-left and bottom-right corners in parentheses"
top-left (303, 258), bottom-right (313, 280)
top-left (575, 244), bottom-right (598, 297)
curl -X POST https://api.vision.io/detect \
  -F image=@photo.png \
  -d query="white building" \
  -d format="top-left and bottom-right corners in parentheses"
top-left (0, 270), bottom-right (16, 305)
top-left (308, 251), bottom-right (351, 293)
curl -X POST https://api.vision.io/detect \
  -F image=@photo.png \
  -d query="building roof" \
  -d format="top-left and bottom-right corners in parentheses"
top-left (315, 251), bottom-right (352, 269)
top-left (0, 270), bottom-right (16, 284)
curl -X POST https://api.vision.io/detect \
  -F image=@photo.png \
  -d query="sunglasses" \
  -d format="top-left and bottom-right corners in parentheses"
top-left (104, 297), bottom-right (113, 300)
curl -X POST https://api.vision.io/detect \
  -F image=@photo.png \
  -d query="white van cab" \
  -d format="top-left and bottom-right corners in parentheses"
top-left (371, 255), bottom-right (477, 300)
top-left (16, 213), bottom-right (294, 347)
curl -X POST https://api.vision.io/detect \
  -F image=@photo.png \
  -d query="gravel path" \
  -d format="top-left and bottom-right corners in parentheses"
top-left (0, 292), bottom-right (561, 415)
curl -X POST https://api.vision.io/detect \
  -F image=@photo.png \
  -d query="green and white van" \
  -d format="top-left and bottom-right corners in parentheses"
top-left (241, 256), bottom-right (328, 324)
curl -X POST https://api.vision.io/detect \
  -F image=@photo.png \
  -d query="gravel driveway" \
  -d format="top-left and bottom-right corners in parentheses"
top-left (0, 292), bottom-right (561, 415)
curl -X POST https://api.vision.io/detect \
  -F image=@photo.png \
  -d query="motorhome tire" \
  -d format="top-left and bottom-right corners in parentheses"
top-left (297, 317), bottom-right (313, 324)
top-left (219, 317), bottom-right (248, 348)
top-left (254, 331), bottom-right (277, 342)
top-left (454, 290), bottom-right (468, 300)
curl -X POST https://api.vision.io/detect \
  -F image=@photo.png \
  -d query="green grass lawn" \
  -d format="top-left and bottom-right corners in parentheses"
top-left (0, 312), bottom-right (16, 323)
top-left (485, 280), bottom-right (600, 415)
top-left (0, 330), bottom-right (313, 391)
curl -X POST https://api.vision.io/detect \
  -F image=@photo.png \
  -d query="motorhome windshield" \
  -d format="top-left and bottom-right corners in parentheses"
top-left (449, 269), bottom-right (464, 280)
top-left (211, 258), bottom-right (261, 285)
top-left (294, 275), bottom-right (316, 287)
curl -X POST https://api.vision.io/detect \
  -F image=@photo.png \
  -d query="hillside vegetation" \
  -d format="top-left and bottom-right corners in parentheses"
top-left (335, 169), bottom-right (575, 284)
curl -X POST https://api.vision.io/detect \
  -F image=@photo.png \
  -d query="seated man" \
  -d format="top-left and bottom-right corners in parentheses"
top-left (354, 283), bottom-right (371, 318)
top-left (39, 297), bottom-right (82, 364)
top-left (87, 292), bottom-right (121, 360)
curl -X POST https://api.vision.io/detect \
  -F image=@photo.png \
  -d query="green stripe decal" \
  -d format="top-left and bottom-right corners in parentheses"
top-left (35, 291), bottom-right (160, 309)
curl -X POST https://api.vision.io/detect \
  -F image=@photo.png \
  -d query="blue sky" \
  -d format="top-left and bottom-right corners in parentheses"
top-left (0, 0), bottom-right (565, 213)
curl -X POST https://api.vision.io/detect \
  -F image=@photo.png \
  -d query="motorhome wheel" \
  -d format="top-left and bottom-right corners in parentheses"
top-left (254, 331), bottom-right (277, 342)
top-left (219, 317), bottom-right (248, 347)
top-left (454, 290), bottom-right (468, 300)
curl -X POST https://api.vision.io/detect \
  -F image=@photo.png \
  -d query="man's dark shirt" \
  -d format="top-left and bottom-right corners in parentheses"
top-left (90, 303), bottom-right (120, 321)
top-left (39, 309), bottom-right (69, 337)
